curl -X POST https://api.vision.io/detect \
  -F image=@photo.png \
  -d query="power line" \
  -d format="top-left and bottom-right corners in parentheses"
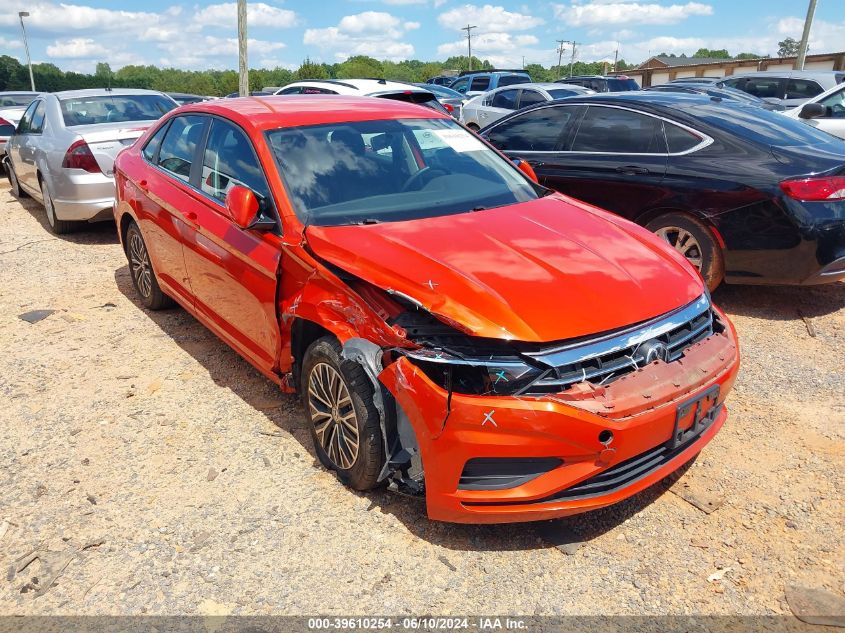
top-left (461, 24), bottom-right (477, 71)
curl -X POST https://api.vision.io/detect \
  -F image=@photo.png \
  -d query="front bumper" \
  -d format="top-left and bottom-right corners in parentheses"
top-left (378, 317), bottom-right (740, 524)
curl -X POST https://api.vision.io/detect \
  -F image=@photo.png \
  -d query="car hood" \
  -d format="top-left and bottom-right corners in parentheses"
top-left (305, 195), bottom-right (704, 343)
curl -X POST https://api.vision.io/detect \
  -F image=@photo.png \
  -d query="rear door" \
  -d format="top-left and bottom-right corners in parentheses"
top-left (539, 105), bottom-right (669, 221)
top-left (181, 117), bottom-right (282, 375)
top-left (134, 114), bottom-right (207, 306)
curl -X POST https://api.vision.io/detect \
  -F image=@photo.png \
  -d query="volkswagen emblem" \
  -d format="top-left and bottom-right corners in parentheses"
top-left (639, 339), bottom-right (669, 366)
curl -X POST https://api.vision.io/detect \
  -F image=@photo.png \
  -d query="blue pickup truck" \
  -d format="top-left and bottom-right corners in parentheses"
top-left (447, 71), bottom-right (532, 97)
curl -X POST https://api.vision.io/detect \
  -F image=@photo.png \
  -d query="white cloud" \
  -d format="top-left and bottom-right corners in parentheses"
top-left (437, 4), bottom-right (542, 32)
top-left (46, 37), bottom-right (110, 58)
top-left (775, 17), bottom-right (845, 55)
top-left (0, 36), bottom-right (21, 49)
top-left (193, 2), bottom-right (298, 29)
top-left (303, 12), bottom-right (417, 61)
top-left (553, 1), bottom-right (712, 26)
top-left (383, 0), bottom-right (427, 4)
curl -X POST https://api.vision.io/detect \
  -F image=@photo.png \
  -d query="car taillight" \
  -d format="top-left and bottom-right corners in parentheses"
top-left (62, 139), bottom-right (102, 173)
top-left (443, 103), bottom-right (454, 113)
top-left (0, 117), bottom-right (11, 127)
top-left (780, 176), bottom-right (845, 201)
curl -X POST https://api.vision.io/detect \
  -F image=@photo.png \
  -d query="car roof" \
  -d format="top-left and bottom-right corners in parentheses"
top-left (174, 95), bottom-right (450, 131)
top-left (0, 91), bottom-right (41, 96)
top-left (528, 91), bottom-right (721, 112)
top-left (282, 79), bottom-right (432, 95)
top-left (725, 70), bottom-right (843, 78)
top-left (51, 88), bottom-right (169, 98)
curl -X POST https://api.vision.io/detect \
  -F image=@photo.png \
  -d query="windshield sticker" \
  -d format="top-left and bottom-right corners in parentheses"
top-left (431, 128), bottom-right (487, 152)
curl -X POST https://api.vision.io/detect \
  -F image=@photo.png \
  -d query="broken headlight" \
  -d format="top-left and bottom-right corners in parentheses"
top-left (402, 348), bottom-right (545, 396)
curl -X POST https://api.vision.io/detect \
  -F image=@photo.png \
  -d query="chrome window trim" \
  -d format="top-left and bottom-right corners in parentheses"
top-left (483, 102), bottom-right (714, 157)
top-left (523, 294), bottom-right (711, 368)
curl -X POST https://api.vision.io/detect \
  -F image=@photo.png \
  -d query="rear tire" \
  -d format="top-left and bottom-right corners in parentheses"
top-left (646, 213), bottom-right (724, 291)
top-left (8, 161), bottom-right (28, 198)
top-left (125, 221), bottom-right (174, 310)
top-left (41, 179), bottom-right (76, 235)
top-left (301, 336), bottom-right (384, 491)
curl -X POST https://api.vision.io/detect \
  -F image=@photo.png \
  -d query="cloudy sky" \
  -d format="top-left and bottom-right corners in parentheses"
top-left (1, 0), bottom-right (843, 72)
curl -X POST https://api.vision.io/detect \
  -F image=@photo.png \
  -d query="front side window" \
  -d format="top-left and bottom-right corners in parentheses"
top-left (786, 79), bottom-right (824, 100)
top-left (571, 106), bottom-right (665, 153)
top-left (266, 118), bottom-right (539, 226)
top-left (157, 115), bottom-right (206, 182)
top-left (819, 87), bottom-right (845, 118)
top-left (451, 78), bottom-right (469, 94)
top-left (277, 87), bottom-right (301, 95)
top-left (201, 119), bottom-right (270, 203)
top-left (485, 106), bottom-right (576, 151)
top-left (491, 89), bottom-right (519, 109)
top-left (59, 94), bottom-right (176, 126)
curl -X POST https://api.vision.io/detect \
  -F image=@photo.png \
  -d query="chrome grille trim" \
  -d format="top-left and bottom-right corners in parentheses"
top-left (523, 294), bottom-right (711, 369)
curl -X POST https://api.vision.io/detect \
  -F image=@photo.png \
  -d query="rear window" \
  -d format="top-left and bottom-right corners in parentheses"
top-left (498, 75), bottom-right (531, 87)
top-left (0, 94), bottom-right (37, 107)
top-left (470, 77), bottom-right (491, 92)
top-left (690, 102), bottom-right (840, 147)
top-left (606, 78), bottom-right (640, 91)
top-left (59, 94), bottom-right (176, 126)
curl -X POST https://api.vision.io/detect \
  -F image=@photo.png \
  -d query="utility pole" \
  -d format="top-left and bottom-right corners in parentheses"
top-left (18, 12), bottom-right (35, 92)
top-left (795, 0), bottom-right (818, 70)
top-left (569, 42), bottom-right (578, 78)
top-left (461, 24), bottom-right (477, 71)
top-left (556, 40), bottom-right (573, 78)
top-left (613, 46), bottom-right (619, 72)
top-left (237, 0), bottom-right (248, 96)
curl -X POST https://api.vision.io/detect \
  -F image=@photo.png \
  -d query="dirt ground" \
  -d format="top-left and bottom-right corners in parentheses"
top-left (0, 186), bottom-right (843, 618)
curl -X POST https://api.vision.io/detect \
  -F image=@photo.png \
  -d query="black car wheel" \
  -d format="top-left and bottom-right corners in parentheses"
top-left (8, 161), bottom-right (28, 198)
top-left (41, 179), bottom-right (76, 235)
top-left (126, 221), bottom-right (174, 310)
top-left (301, 336), bottom-right (384, 491)
top-left (647, 214), bottom-right (725, 290)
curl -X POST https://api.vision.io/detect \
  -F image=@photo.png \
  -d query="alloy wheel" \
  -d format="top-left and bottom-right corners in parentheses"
top-left (128, 230), bottom-right (153, 299)
top-left (655, 226), bottom-right (703, 271)
top-left (308, 362), bottom-right (360, 470)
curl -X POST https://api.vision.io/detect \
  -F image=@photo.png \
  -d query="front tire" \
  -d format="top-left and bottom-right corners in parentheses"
top-left (41, 179), bottom-right (76, 235)
top-left (301, 337), bottom-right (384, 491)
top-left (8, 161), bottom-right (28, 198)
top-left (125, 221), bottom-right (173, 310)
top-left (646, 213), bottom-right (724, 291)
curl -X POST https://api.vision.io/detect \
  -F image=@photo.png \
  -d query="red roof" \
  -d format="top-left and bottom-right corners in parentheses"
top-left (176, 95), bottom-right (448, 131)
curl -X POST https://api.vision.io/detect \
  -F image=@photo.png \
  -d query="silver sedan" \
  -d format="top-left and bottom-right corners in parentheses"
top-left (460, 83), bottom-right (594, 131)
top-left (5, 88), bottom-right (176, 234)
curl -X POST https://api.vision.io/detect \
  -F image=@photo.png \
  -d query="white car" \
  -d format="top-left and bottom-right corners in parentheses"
top-left (273, 79), bottom-right (449, 115)
top-left (787, 82), bottom-right (845, 140)
top-left (460, 83), bottom-right (594, 130)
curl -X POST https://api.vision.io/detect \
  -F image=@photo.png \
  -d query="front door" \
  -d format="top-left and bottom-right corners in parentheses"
top-left (181, 117), bottom-right (282, 376)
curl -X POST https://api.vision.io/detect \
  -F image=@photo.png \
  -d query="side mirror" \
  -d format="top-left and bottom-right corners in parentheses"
top-left (225, 185), bottom-right (260, 229)
top-left (512, 158), bottom-right (538, 183)
top-left (798, 102), bottom-right (828, 119)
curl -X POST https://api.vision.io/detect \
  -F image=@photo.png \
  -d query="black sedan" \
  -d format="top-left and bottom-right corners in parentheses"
top-left (480, 92), bottom-right (845, 288)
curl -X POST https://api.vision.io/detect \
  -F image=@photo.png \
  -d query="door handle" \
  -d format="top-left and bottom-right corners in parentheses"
top-left (185, 211), bottom-right (198, 221)
top-left (616, 165), bottom-right (649, 175)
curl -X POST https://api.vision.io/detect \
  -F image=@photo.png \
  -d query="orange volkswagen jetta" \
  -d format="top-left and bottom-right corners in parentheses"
top-left (113, 96), bottom-right (739, 523)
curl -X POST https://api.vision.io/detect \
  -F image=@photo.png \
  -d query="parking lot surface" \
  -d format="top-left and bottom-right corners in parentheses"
top-left (0, 188), bottom-right (843, 616)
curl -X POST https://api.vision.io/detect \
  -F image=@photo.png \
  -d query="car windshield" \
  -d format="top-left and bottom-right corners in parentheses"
top-left (59, 94), bottom-right (176, 126)
top-left (690, 102), bottom-right (843, 147)
top-left (0, 94), bottom-right (37, 107)
top-left (266, 117), bottom-right (539, 227)
top-left (607, 78), bottom-right (640, 91)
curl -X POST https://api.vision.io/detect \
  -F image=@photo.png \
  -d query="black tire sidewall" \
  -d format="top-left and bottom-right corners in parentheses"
top-left (126, 222), bottom-right (171, 310)
top-left (646, 214), bottom-right (724, 290)
top-left (301, 337), bottom-right (384, 491)
top-left (9, 162), bottom-right (25, 198)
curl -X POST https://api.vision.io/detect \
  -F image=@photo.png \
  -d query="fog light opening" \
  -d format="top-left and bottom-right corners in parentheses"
top-left (598, 430), bottom-right (614, 446)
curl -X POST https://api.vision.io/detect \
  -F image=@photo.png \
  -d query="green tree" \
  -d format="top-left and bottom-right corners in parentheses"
top-left (336, 55), bottom-right (383, 79)
top-left (296, 58), bottom-right (330, 80)
top-left (693, 48), bottom-right (731, 59)
top-left (734, 52), bottom-right (762, 60)
top-left (778, 37), bottom-right (800, 57)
